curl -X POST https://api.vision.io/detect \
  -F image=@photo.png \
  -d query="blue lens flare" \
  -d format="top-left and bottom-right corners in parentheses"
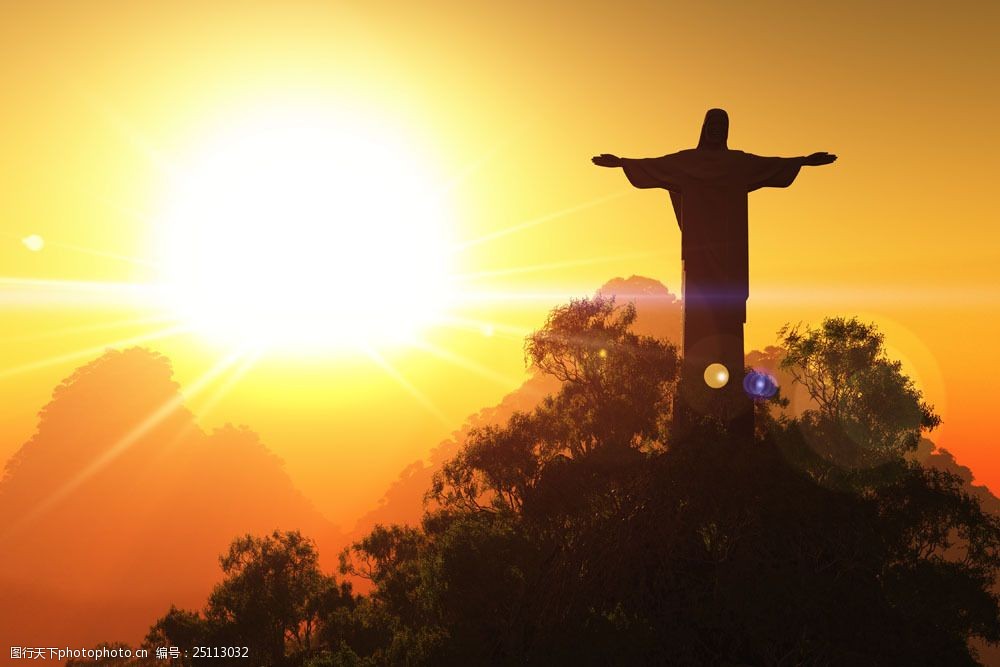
top-left (743, 370), bottom-right (778, 400)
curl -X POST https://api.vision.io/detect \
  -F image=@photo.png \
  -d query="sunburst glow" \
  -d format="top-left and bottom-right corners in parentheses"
top-left (156, 105), bottom-right (456, 352)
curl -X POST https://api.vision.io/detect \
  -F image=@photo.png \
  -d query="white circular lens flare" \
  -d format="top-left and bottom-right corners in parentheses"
top-left (704, 362), bottom-right (729, 389)
top-left (22, 235), bottom-right (45, 252)
top-left (157, 107), bottom-right (455, 352)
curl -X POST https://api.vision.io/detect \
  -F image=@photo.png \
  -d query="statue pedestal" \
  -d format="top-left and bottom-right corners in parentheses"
top-left (673, 307), bottom-right (754, 443)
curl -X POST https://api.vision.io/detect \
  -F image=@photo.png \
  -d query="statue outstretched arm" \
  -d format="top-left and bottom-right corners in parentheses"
top-left (746, 152), bottom-right (835, 191)
top-left (592, 153), bottom-right (622, 168)
top-left (799, 152), bottom-right (837, 167)
top-left (592, 153), bottom-right (684, 191)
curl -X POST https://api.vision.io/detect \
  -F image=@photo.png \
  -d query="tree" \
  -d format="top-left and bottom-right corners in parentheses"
top-left (345, 303), bottom-right (998, 664)
top-left (525, 296), bottom-right (679, 452)
top-left (430, 296), bottom-right (678, 515)
top-left (871, 461), bottom-right (1000, 651)
top-left (204, 530), bottom-right (336, 666)
top-left (129, 300), bottom-right (998, 665)
top-left (143, 532), bottom-right (359, 667)
top-left (778, 317), bottom-right (941, 468)
top-left (145, 607), bottom-right (212, 667)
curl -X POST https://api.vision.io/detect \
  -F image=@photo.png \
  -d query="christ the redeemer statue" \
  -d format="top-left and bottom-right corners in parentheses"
top-left (593, 108), bottom-right (836, 439)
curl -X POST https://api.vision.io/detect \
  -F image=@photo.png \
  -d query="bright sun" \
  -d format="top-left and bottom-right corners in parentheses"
top-left (157, 106), bottom-right (456, 352)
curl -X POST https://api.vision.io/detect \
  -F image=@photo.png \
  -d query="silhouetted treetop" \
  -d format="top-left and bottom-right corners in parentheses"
top-left (431, 296), bottom-right (678, 515)
top-left (122, 299), bottom-right (998, 666)
top-left (779, 317), bottom-right (941, 469)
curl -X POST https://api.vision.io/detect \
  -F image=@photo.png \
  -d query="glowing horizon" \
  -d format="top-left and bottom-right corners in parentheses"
top-left (1, 0), bottom-right (997, 540)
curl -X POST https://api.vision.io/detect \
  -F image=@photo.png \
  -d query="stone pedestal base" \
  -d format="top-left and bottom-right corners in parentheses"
top-left (673, 293), bottom-right (754, 442)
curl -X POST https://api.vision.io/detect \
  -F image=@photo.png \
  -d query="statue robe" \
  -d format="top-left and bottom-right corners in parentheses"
top-left (620, 149), bottom-right (801, 431)
top-left (621, 149), bottom-right (801, 322)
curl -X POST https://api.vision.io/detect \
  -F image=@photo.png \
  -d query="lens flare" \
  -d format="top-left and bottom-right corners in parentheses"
top-left (22, 235), bottom-right (45, 252)
top-left (743, 370), bottom-right (779, 400)
top-left (704, 362), bottom-right (729, 389)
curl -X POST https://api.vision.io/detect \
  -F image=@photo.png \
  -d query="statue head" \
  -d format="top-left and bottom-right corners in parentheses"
top-left (697, 108), bottom-right (729, 150)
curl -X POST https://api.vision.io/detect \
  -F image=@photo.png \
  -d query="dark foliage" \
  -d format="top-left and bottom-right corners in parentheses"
top-left (144, 531), bottom-right (356, 667)
top-left (136, 299), bottom-right (998, 665)
top-left (778, 317), bottom-right (941, 469)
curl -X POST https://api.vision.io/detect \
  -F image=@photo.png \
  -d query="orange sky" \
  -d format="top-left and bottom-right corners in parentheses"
top-left (2, 1), bottom-right (999, 526)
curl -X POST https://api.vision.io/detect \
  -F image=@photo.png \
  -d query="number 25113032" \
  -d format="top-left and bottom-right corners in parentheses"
top-left (192, 646), bottom-right (250, 659)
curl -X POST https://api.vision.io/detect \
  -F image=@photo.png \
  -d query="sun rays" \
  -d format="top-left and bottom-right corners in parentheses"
top-left (0, 110), bottom-right (651, 390)
top-left (0, 276), bottom-right (157, 308)
top-left (450, 190), bottom-right (628, 253)
top-left (0, 103), bottom-right (680, 536)
top-left (360, 345), bottom-right (454, 427)
top-left (0, 160), bottom-right (645, 367)
top-left (0, 324), bottom-right (190, 381)
top-left (0, 138), bottom-right (650, 404)
top-left (1, 347), bottom-right (254, 537)
top-left (5, 108), bottom-right (965, 540)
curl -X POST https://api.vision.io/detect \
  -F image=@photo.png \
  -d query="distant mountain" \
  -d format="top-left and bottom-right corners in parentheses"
top-left (0, 348), bottom-right (343, 650)
top-left (4, 278), bottom-right (996, 655)
top-left (597, 274), bottom-right (683, 342)
top-left (913, 439), bottom-right (1000, 516)
top-left (349, 371), bottom-right (562, 537)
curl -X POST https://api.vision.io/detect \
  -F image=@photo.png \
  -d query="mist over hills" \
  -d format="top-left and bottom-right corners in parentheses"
top-left (0, 348), bottom-right (342, 650)
top-left (352, 275), bottom-right (999, 540)
top-left (347, 275), bottom-right (683, 540)
top-left (1, 275), bottom-right (996, 654)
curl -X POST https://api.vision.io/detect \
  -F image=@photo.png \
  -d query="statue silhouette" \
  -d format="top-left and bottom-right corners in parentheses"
top-left (593, 108), bottom-right (836, 439)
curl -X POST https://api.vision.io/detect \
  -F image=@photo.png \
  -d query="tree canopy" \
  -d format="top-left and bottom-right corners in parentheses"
top-left (129, 299), bottom-right (997, 666)
top-left (778, 317), bottom-right (941, 469)
top-left (145, 530), bottom-right (355, 667)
